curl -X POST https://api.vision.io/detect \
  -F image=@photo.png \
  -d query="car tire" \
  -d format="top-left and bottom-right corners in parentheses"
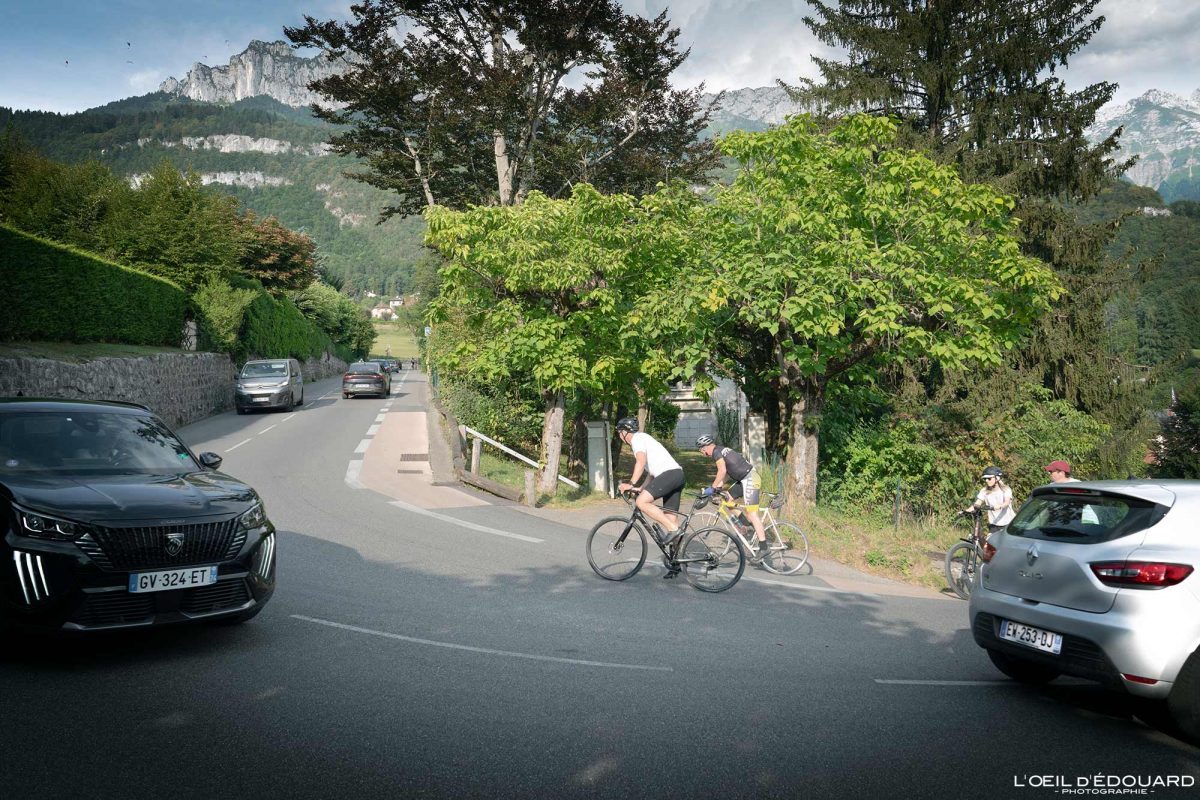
top-left (987, 648), bottom-right (1061, 685)
top-left (285, 391), bottom-right (295, 412)
top-left (1168, 649), bottom-right (1200, 744)
top-left (236, 406), bottom-right (246, 415)
top-left (297, 388), bottom-right (304, 406)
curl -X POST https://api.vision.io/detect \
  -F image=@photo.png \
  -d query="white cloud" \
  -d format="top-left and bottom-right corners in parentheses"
top-left (128, 68), bottom-right (165, 94)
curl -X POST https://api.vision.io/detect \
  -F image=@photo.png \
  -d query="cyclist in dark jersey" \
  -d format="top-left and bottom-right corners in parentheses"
top-left (696, 435), bottom-right (770, 561)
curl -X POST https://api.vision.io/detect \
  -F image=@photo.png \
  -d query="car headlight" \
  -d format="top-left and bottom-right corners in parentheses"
top-left (238, 502), bottom-right (267, 530)
top-left (14, 504), bottom-right (91, 541)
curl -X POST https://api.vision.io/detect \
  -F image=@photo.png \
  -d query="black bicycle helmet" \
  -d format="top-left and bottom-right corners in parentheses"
top-left (695, 434), bottom-right (715, 448)
top-left (981, 465), bottom-right (1004, 479)
top-left (615, 417), bottom-right (638, 433)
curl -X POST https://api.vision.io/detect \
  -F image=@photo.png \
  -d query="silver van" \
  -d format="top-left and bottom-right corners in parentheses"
top-left (235, 358), bottom-right (304, 414)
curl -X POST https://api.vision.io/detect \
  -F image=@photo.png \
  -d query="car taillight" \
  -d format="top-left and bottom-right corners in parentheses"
top-left (1090, 561), bottom-right (1193, 588)
top-left (981, 541), bottom-right (997, 562)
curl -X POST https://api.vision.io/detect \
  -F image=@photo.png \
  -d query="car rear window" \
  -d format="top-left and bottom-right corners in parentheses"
top-left (1007, 492), bottom-right (1169, 544)
top-left (347, 363), bottom-right (379, 373)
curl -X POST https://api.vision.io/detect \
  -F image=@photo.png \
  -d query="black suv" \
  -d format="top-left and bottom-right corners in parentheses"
top-left (0, 399), bottom-right (275, 631)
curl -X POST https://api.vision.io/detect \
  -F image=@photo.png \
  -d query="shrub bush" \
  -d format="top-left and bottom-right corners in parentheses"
top-left (0, 224), bottom-right (185, 345)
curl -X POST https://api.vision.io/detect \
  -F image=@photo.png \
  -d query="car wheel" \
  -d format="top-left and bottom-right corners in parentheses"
top-left (297, 388), bottom-right (304, 406)
top-left (285, 391), bottom-right (296, 412)
top-left (1168, 649), bottom-right (1200, 744)
top-left (987, 648), bottom-right (1061, 685)
top-left (236, 406), bottom-right (246, 415)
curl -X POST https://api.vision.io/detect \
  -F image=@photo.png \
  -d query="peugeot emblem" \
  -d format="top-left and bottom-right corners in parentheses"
top-left (165, 532), bottom-right (185, 557)
top-left (1026, 543), bottom-right (1040, 565)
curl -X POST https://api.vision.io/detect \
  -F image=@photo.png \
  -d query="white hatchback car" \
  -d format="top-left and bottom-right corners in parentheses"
top-left (970, 480), bottom-right (1200, 741)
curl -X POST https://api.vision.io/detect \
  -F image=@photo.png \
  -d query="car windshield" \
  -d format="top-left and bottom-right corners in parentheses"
top-left (1007, 492), bottom-right (1168, 544)
top-left (0, 411), bottom-right (198, 475)
top-left (241, 362), bottom-right (288, 378)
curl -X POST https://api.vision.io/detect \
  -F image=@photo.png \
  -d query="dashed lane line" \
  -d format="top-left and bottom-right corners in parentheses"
top-left (354, 439), bottom-right (371, 454)
top-left (345, 459), bottom-right (364, 489)
top-left (227, 438), bottom-right (254, 452)
top-left (388, 499), bottom-right (544, 543)
top-left (366, 424), bottom-right (381, 436)
top-left (291, 615), bottom-right (672, 672)
top-left (259, 424), bottom-right (277, 435)
top-left (279, 413), bottom-right (297, 423)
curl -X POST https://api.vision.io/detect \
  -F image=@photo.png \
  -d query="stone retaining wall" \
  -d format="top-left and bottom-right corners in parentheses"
top-left (0, 351), bottom-right (347, 428)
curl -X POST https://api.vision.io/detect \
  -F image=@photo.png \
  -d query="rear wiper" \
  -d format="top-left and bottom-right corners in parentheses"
top-left (1038, 526), bottom-right (1088, 538)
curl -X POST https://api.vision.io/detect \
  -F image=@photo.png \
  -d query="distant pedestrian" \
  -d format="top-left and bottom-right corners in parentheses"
top-left (1044, 460), bottom-right (1080, 484)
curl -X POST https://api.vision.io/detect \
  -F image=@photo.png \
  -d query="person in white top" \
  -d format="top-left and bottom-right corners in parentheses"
top-left (615, 417), bottom-right (686, 543)
top-left (1044, 459), bottom-right (1081, 483)
top-left (965, 465), bottom-right (1016, 535)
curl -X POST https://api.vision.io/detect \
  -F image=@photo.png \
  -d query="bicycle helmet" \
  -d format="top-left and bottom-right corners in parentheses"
top-left (695, 434), bottom-right (715, 448)
top-left (981, 466), bottom-right (1004, 479)
top-left (615, 417), bottom-right (638, 434)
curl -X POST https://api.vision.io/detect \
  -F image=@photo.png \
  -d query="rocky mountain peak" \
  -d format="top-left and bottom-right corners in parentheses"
top-left (159, 40), bottom-right (341, 107)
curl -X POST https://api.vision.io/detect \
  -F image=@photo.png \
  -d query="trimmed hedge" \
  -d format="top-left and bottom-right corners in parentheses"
top-left (0, 225), bottom-right (186, 345)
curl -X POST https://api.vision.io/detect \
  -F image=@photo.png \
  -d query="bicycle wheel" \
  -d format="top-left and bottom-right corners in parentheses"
top-left (688, 511), bottom-right (738, 555)
top-left (760, 521), bottom-right (809, 576)
top-left (677, 527), bottom-right (745, 592)
top-left (944, 541), bottom-right (978, 600)
top-left (587, 517), bottom-right (648, 581)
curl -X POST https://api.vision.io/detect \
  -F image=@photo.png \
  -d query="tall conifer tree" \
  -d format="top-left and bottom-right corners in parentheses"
top-left (789, 1), bottom-right (1145, 462)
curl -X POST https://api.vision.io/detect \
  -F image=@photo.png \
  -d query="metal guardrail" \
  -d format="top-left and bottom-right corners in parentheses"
top-left (460, 425), bottom-right (581, 489)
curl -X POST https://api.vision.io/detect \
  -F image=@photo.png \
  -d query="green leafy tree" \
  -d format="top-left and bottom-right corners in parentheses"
top-left (654, 115), bottom-right (1060, 505)
top-left (96, 161), bottom-right (244, 292)
top-left (286, 0), bottom-right (718, 214)
top-left (425, 183), bottom-right (689, 495)
top-left (787, 0), bottom-right (1153, 488)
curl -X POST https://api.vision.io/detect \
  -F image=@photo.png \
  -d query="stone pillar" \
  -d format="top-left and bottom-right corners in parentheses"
top-left (585, 420), bottom-right (611, 494)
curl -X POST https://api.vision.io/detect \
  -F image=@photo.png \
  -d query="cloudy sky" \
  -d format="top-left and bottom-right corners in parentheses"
top-left (2, 0), bottom-right (1197, 114)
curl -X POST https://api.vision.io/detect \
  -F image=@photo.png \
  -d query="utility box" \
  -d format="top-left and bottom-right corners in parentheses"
top-left (586, 421), bottom-right (612, 495)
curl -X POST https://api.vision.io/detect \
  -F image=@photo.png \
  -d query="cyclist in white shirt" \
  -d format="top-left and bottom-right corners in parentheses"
top-left (965, 465), bottom-right (1016, 535)
top-left (615, 417), bottom-right (685, 544)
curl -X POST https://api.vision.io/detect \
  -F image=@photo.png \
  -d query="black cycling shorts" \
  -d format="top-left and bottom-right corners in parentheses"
top-left (643, 469), bottom-right (685, 512)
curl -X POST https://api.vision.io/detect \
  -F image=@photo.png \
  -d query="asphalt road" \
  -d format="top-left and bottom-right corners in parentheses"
top-left (2, 373), bottom-right (1197, 799)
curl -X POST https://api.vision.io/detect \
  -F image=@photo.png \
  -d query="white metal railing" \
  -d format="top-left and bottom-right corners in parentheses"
top-left (460, 425), bottom-right (580, 489)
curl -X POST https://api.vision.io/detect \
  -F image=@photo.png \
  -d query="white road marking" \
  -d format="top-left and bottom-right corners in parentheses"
top-left (345, 460), bottom-right (364, 489)
top-left (259, 425), bottom-right (277, 435)
top-left (375, 414), bottom-right (387, 422)
top-left (874, 679), bottom-right (1015, 686)
top-left (354, 439), bottom-right (371, 454)
top-left (227, 438), bottom-right (254, 452)
top-left (366, 424), bottom-right (381, 436)
top-left (280, 413), bottom-right (297, 423)
top-left (388, 499), bottom-right (544, 543)
top-left (291, 615), bottom-right (671, 672)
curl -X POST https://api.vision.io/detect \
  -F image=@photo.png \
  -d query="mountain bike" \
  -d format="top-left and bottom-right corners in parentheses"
top-left (586, 491), bottom-right (747, 593)
top-left (688, 491), bottom-right (810, 575)
top-left (944, 508), bottom-right (986, 600)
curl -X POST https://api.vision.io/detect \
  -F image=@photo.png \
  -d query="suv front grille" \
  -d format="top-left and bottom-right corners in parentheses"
top-left (180, 579), bottom-right (251, 614)
top-left (74, 593), bottom-right (155, 626)
top-left (78, 520), bottom-right (246, 571)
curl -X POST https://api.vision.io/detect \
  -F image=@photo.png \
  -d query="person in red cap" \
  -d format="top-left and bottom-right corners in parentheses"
top-left (1044, 460), bottom-right (1079, 483)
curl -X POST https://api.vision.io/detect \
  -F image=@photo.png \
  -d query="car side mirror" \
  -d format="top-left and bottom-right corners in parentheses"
top-left (199, 452), bottom-right (223, 470)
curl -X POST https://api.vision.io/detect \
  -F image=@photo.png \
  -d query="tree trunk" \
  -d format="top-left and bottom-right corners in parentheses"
top-left (494, 130), bottom-right (515, 205)
top-left (567, 406), bottom-right (588, 483)
top-left (538, 391), bottom-right (566, 496)
top-left (783, 389), bottom-right (822, 509)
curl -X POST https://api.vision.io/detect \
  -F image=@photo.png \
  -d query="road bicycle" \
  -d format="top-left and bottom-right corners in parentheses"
top-left (687, 490), bottom-right (810, 575)
top-left (586, 491), bottom-right (747, 593)
top-left (944, 508), bottom-right (987, 600)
